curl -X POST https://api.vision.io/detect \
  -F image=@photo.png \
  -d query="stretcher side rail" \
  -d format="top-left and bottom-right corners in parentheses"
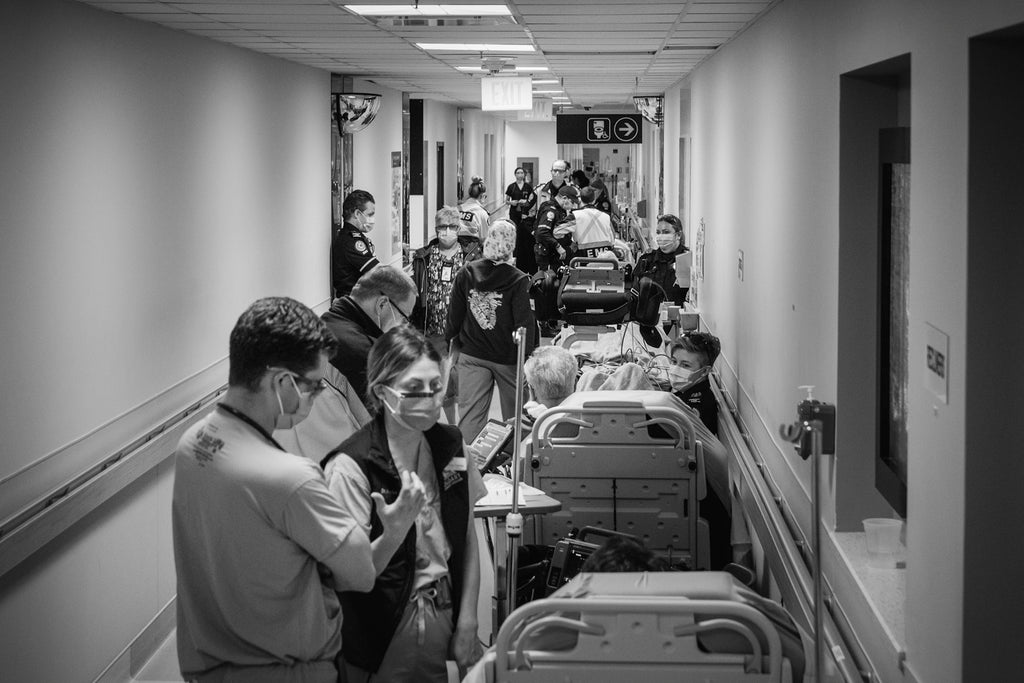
top-left (531, 395), bottom-right (698, 452)
top-left (493, 597), bottom-right (784, 682)
top-left (528, 391), bottom-right (710, 565)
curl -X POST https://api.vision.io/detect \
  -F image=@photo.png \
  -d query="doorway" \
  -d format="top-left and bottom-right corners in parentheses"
top-left (516, 157), bottom-right (538, 188)
top-left (436, 142), bottom-right (445, 210)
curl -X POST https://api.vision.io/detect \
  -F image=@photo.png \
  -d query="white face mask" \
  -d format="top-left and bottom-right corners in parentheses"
top-left (381, 385), bottom-right (443, 432)
top-left (437, 229), bottom-right (458, 249)
top-left (667, 365), bottom-right (707, 392)
top-left (655, 233), bottom-right (678, 250)
top-left (359, 210), bottom-right (376, 231)
top-left (274, 374), bottom-right (316, 430)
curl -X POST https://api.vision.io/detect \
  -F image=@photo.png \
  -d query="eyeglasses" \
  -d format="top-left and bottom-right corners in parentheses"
top-left (267, 367), bottom-right (328, 396)
top-left (384, 385), bottom-right (442, 399)
top-left (551, 167), bottom-right (567, 173)
top-left (435, 224), bottom-right (460, 233)
top-left (385, 297), bottom-right (412, 323)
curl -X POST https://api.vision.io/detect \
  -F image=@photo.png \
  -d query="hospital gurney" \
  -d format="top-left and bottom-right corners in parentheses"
top-left (481, 571), bottom-right (794, 683)
top-left (527, 390), bottom-right (710, 569)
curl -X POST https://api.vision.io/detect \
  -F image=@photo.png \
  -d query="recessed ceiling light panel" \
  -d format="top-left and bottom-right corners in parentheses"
top-left (418, 43), bottom-right (535, 52)
top-left (346, 4), bottom-right (512, 16)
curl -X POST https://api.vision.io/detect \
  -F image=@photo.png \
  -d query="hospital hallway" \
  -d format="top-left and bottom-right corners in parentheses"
top-left (3, 1), bottom-right (1024, 682)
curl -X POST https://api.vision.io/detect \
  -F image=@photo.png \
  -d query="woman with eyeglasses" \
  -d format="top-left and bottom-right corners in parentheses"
top-left (322, 325), bottom-right (485, 682)
top-left (411, 206), bottom-right (482, 421)
top-left (412, 206), bottom-right (483, 339)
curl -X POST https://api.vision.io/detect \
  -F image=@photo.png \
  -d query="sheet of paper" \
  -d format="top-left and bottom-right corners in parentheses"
top-left (477, 473), bottom-right (545, 505)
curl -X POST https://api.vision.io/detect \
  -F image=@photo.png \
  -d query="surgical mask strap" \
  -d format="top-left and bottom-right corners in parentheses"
top-left (275, 373), bottom-right (303, 416)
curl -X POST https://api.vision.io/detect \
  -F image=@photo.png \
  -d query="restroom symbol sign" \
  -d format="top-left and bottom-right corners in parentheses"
top-left (587, 118), bottom-right (610, 141)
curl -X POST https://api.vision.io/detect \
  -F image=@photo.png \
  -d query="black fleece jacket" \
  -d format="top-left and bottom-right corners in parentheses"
top-left (445, 259), bottom-right (536, 365)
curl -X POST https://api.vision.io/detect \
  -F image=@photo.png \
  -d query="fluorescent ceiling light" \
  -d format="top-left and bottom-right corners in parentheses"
top-left (346, 4), bottom-right (512, 16)
top-left (418, 43), bottom-right (535, 52)
top-left (457, 66), bottom-right (547, 72)
top-left (532, 79), bottom-right (559, 84)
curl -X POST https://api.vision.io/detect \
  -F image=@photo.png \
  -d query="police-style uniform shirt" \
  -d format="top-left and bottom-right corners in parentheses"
top-left (537, 178), bottom-right (567, 209)
top-left (331, 221), bottom-right (379, 298)
top-left (534, 200), bottom-right (569, 262)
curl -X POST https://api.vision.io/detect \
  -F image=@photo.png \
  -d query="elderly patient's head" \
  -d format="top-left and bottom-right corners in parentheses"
top-left (524, 346), bottom-right (577, 408)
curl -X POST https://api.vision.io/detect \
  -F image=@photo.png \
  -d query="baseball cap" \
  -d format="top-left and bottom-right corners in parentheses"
top-left (557, 185), bottom-right (579, 200)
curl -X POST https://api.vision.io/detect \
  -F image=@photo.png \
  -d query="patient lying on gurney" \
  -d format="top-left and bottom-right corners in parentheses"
top-left (463, 536), bottom-right (806, 683)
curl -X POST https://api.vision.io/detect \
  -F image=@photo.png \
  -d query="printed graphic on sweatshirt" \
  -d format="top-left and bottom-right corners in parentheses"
top-left (468, 289), bottom-right (502, 329)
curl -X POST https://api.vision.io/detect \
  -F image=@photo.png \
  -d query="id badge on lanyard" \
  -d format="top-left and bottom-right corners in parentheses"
top-left (441, 265), bottom-right (454, 282)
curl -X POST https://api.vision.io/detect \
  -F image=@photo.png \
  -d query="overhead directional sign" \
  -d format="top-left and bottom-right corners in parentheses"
top-left (556, 113), bottom-right (643, 144)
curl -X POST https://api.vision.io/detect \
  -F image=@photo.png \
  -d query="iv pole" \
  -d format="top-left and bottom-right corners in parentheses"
top-left (780, 387), bottom-right (835, 683)
top-left (496, 326), bottom-right (528, 628)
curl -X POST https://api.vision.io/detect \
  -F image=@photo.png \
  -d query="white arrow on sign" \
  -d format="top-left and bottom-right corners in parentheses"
top-left (614, 117), bottom-right (638, 141)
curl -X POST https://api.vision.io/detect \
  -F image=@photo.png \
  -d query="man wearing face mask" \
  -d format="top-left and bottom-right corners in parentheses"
top-left (332, 189), bottom-right (381, 298)
top-left (632, 213), bottom-right (691, 306)
top-left (172, 297), bottom-right (426, 682)
top-left (322, 266), bottom-right (418, 404)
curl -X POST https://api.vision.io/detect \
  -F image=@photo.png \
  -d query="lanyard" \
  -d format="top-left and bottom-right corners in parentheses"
top-left (217, 403), bottom-right (285, 452)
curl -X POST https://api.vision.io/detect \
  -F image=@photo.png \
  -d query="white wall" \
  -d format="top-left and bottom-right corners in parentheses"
top-left (688, 0), bottom-right (1024, 680)
top-left (462, 109), bottom-right (506, 209)
top-left (503, 120), bottom-right (557, 193)
top-left (0, 0), bottom-right (330, 679)
top-left (350, 79), bottom-right (405, 266)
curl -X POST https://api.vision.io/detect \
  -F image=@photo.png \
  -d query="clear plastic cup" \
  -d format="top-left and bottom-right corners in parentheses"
top-left (863, 518), bottom-right (903, 567)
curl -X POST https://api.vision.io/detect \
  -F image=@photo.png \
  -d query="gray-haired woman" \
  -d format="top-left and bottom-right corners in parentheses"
top-left (445, 219), bottom-right (537, 443)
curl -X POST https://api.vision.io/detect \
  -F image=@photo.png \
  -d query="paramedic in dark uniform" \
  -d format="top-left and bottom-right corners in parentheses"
top-left (535, 159), bottom-right (570, 210)
top-left (590, 178), bottom-right (621, 231)
top-left (632, 213), bottom-right (690, 306)
top-left (331, 189), bottom-right (380, 298)
top-left (534, 184), bottom-right (577, 271)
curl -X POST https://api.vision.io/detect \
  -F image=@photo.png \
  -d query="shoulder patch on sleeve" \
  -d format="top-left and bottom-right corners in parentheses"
top-left (546, 211), bottom-right (555, 221)
top-left (460, 211), bottom-right (475, 222)
top-left (354, 240), bottom-right (368, 253)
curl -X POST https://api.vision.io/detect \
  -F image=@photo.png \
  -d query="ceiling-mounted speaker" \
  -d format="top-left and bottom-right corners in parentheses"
top-left (332, 93), bottom-right (382, 134)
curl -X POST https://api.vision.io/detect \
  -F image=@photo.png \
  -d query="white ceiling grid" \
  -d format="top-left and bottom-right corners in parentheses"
top-left (76, 0), bottom-right (777, 107)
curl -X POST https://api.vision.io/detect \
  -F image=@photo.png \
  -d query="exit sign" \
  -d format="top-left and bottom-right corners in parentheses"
top-left (481, 76), bottom-right (532, 111)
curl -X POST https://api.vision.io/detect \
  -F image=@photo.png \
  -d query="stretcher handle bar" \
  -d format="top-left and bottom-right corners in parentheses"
top-left (532, 404), bottom-right (696, 451)
top-left (630, 417), bottom-right (690, 450)
top-left (513, 616), bottom-right (607, 669)
top-left (568, 257), bottom-right (620, 270)
top-left (495, 597), bottom-right (782, 677)
top-left (673, 618), bottom-right (763, 673)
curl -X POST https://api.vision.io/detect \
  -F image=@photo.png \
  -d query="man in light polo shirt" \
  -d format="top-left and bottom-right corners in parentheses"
top-left (172, 297), bottom-right (425, 682)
